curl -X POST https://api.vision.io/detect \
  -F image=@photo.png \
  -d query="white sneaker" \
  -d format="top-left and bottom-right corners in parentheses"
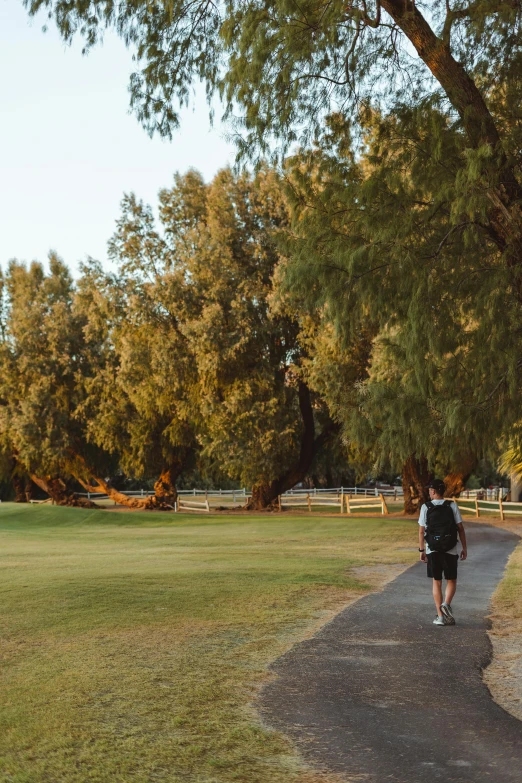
top-left (441, 602), bottom-right (455, 623)
top-left (433, 615), bottom-right (447, 626)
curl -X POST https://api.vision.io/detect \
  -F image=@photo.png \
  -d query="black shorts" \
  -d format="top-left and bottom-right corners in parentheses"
top-left (427, 552), bottom-right (458, 581)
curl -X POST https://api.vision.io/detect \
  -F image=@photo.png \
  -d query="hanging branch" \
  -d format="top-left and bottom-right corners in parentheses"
top-left (361, 0), bottom-right (382, 28)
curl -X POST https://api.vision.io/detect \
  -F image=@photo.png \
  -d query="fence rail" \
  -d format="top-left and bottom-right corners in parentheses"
top-left (73, 485), bottom-right (508, 510)
top-left (452, 496), bottom-right (522, 520)
top-left (76, 488), bottom-right (250, 502)
top-left (279, 493), bottom-right (344, 512)
top-left (177, 498), bottom-right (210, 513)
top-left (345, 493), bottom-right (389, 516)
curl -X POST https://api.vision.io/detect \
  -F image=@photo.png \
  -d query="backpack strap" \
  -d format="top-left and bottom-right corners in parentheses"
top-left (424, 500), bottom-right (433, 533)
top-left (443, 499), bottom-right (458, 524)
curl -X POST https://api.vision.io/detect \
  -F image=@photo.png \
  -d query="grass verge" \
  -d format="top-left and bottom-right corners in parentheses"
top-left (485, 525), bottom-right (522, 722)
top-left (0, 503), bottom-right (418, 783)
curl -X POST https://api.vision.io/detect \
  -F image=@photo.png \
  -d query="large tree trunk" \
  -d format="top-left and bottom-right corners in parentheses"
top-left (153, 462), bottom-right (181, 506)
top-left (29, 474), bottom-right (98, 508)
top-left (381, 1), bottom-right (522, 289)
top-left (12, 475), bottom-right (27, 503)
top-left (401, 455), bottom-right (432, 514)
top-left (443, 472), bottom-right (468, 498)
top-left (10, 458), bottom-right (35, 502)
top-left (72, 453), bottom-right (183, 510)
top-left (23, 476), bottom-right (36, 502)
top-left (444, 455), bottom-right (477, 498)
top-left (248, 381), bottom-right (339, 510)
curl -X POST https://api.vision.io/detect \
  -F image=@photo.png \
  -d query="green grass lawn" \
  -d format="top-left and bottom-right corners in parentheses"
top-left (0, 504), bottom-right (418, 783)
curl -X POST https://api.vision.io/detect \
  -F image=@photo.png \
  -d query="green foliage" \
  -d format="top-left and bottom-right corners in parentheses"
top-left (20, 0), bottom-right (522, 483)
top-left (24, 1), bottom-right (522, 162)
top-left (279, 106), bottom-right (520, 473)
top-left (75, 251), bottom-right (197, 483)
top-left (106, 167), bottom-right (338, 489)
top-left (0, 168), bottom-right (356, 495)
top-left (0, 255), bottom-right (113, 482)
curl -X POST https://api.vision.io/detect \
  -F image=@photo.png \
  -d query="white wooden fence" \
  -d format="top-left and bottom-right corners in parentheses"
top-left (279, 490), bottom-right (389, 516)
top-left (73, 484), bottom-right (509, 514)
top-left (345, 493), bottom-right (389, 515)
top-left (279, 492), bottom-right (344, 513)
top-left (177, 498), bottom-right (210, 513)
top-left (451, 496), bottom-right (522, 520)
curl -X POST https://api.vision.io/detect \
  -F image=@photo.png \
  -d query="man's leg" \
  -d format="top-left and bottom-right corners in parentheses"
top-left (432, 579), bottom-right (443, 616)
top-left (445, 579), bottom-right (457, 606)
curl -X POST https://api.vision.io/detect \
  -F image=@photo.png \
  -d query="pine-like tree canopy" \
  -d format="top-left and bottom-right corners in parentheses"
top-left (24, 0), bottom-right (522, 323)
top-left (106, 166), bottom-right (344, 507)
top-left (13, 1), bottom-right (522, 497)
top-left (278, 105), bottom-right (519, 497)
top-left (0, 255), bottom-right (119, 504)
top-left (25, 1), bottom-right (522, 152)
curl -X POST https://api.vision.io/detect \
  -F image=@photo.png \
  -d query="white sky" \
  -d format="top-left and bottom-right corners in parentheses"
top-left (0, 0), bottom-right (236, 275)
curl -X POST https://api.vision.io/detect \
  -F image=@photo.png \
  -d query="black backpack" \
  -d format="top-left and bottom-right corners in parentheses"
top-left (424, 500), bottom-right (458, 553)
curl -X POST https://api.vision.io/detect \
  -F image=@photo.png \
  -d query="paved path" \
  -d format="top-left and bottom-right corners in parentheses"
top-left (260, 523), bottom-right (522, 782)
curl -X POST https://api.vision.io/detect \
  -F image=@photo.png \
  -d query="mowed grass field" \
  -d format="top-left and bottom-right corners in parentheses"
top-left (0, 504), bottom-right (419, 783)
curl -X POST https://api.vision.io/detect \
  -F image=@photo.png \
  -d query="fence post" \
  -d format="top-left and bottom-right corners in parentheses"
top-left (233, 490), bottom-right (235, 503)
top-left (340, 490), bottom-right (344, 514)
top-left (346, 495), bottom-right (351, 514)
top-left (499, 494), bottom-right (504, 521)
top-left (278, 495), bottom-right (282, 512)
top-left (380, 493), bottom-right (389, 516)
top-left (307, 493), bottom-right (311, 512)
top-left (475, 498), bottom-right (480, 518)
top-left (87, 491), bottom-right (90, 500)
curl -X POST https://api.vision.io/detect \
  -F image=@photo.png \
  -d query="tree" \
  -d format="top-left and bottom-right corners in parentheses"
top-left (23, 1), bottom-right (522, 500)
top-left (25, 1), bottom-right (522, 290)
top-left (107, 167), bottom-right (340, 508)
top-left (72, 249), bottom-right (199, 509)
top-left (0, 254), bottom-right (199, 509)
top-left (0, 255), bottom-right (102, 506)
top-left (277, 107), bottom-right (516, 509)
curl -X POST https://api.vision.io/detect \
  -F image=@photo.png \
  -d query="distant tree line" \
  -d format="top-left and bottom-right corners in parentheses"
top-left (1, 162), bottom-right (510, 511)
top-left (0, 169), bottom-right (360, 509)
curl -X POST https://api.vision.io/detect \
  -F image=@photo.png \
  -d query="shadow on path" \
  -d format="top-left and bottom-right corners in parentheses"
top-left (259, 524), bottom-right (522, 782)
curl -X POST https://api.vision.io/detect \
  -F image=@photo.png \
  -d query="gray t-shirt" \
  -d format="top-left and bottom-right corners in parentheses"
top-left (418, 499), bottom-right (462, 555)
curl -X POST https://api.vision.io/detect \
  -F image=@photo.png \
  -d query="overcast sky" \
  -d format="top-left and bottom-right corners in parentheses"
top-left (0, 1), bottom-right (236, 275)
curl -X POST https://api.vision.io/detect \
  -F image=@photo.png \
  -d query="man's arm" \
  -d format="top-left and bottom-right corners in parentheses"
top-left (419, 524), bottom-right (427, 562)
top-left (457, 522), bottom-right (467, 560)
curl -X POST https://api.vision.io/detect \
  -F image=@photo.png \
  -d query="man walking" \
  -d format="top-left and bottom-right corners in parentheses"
top-left (418, 479), bottom-right (468, 625)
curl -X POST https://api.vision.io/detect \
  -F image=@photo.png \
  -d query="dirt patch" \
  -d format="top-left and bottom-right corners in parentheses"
top-left (484, 629), bottom-right (522, 722)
